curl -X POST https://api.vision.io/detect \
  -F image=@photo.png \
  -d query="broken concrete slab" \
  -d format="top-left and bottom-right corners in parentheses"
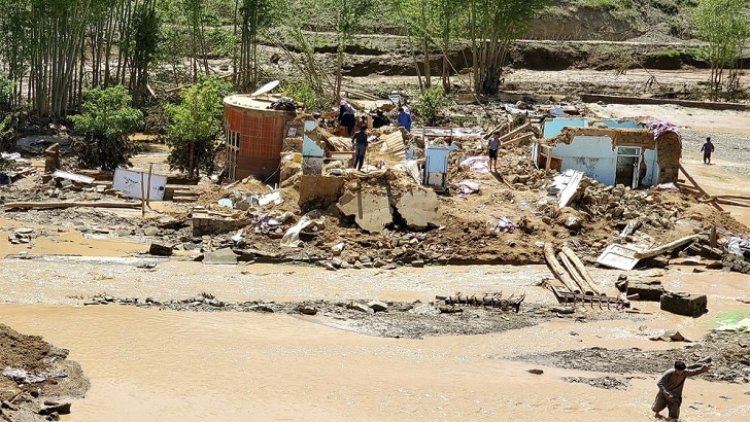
top-left (337, 187), bottom-right (392, 233)
top-left (203, 248), bottom-right (238, 265)
top-left (395, 187), bottom-right (441, 230)
top-left (298, 175), bottom-right (345, 212)
top-left (660, 292), bottom-right (707, 317)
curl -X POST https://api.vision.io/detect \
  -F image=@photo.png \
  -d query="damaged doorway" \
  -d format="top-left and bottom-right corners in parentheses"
top-left (615, 146), bottom-right (641, 188)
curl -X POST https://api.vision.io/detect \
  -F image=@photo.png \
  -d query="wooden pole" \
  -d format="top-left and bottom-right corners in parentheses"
top-left (561, 246), bottom-right (602, 296)
top-left (140, 171), bottom-right (145, 218)
top-left (633, 234), bottom-right (703, 260)
top-left (544, 243), bottom-right (580, 294)
top-left (146, 164), bottom-right (153, 208)
top-left (679, 163), bottom-right (723, 211)
top-left (558, 252), bottom-right (589, 294)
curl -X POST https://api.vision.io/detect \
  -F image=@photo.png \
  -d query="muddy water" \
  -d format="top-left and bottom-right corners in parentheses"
top-left (3, 304), bottom-right (750, 422)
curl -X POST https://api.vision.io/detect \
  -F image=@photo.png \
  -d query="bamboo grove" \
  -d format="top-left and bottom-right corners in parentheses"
top-left (0, 0), bottom-right (283, 118)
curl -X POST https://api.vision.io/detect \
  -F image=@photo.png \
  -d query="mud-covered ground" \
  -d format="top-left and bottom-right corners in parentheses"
top-left (0, 324), bottom-right (89, 421)
top-left (81, 292), bottom-right (630, 339)
top-left (514, 331), bottom-right (750, 384)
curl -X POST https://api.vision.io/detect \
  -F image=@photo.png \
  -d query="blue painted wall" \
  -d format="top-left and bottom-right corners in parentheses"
top-left (550, 135), bottom-right (659, 187)
top-left (543, 118), bottom-right (589, 138)
top-left (602, 120), bottom-right (643, 129)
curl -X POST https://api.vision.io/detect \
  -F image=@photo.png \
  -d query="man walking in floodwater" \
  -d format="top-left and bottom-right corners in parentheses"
top-left (352, 125), bottom-right (369, 171)
top-left (701, 137), bottom-right (715, 165)
top-left (652, 360), bottom-right (711, 420)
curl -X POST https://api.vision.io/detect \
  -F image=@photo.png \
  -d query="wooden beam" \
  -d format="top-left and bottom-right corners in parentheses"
top-left (558, 252), bottom-right (590, 294)
top-left (3, 202), bottom-right (140, 211)
top-left (560, 246), bottom-right (602, 296)
top-left (544, 243), bottom-right (580, 294)
top-left (679, 163), bottom-right (723, 211)
top-left (633, 234), bottom-right (703, 260)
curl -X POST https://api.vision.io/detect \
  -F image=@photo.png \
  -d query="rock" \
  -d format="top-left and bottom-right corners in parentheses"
top-left (348, 302), bottom-right (374, 314)
top-left (299, 306), bottom-right (318, 316)
top-left (39, 403), bottom-right (71, 416)
top-left (411, 259), bottom-right (425, 268)
top-left (384, 263), bottom-right (398, 270)
top-left (551, 306), bottom-right (575, 315)
top-left (143, 226), bottom-right (159, 237)
top-left (660, 292), bottom-right (708, 317)
top-left (650, 330), bottom-right (689, 342)
top-left (527, 369), bottom-right (544, 375)
top-left (203, 248), bottom-right (238, 265)
top-left (149, 243), bottom-right (173, 257)
top-left (411, 304), bottom-right (441, 316)
top-left (368, 301), bottom-right (388, 313)
top-left (331, 258), bottom-right (343, 269)
top-left (626, 281), bottom-right (666, 302)
top-left (1, 401), bottom-right (18, 411)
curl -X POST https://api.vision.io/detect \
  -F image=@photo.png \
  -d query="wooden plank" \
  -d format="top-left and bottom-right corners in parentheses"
top-left (633, 234), bottom-right (702, 260)
top-left (544, 243), bottom-right (580, 294)
top-left (561, 246), bottom-right (602, 296)
top-left (3, 202), bottom-right (140, 211)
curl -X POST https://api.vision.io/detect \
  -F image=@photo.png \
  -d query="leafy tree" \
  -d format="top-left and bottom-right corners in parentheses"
top-left (693, 0), bottom-right (750, 100)
top-left (388, 0), bottom-right (466, 92)
top-left (467, 0), bottom-right (551, 95)
top-left (416, 85), bottom-right (450, 125)
top-left (164, 76), bottom-right (231, 178)
top-left (70, 86), bottom-right (144, 170)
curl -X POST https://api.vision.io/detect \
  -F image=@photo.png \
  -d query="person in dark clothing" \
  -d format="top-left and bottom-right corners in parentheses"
top-left (338, 101), bottom-right (356, 136)
top-left (652, 360), bottom-right (711, 420)
top-left (372, 109), bottom-right (390, 128)
top-left (701, 137), bottom-right (715, 165)
top-left (352, 125), bottom-right (369, 171)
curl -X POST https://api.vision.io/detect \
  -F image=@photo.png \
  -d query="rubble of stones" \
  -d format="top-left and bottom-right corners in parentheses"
top-left (562, 376), bottom-right (632, 390)
top-left (514, 331), bottom-right (750, 384)
top-left (85, 293), bottom-right (635, 339)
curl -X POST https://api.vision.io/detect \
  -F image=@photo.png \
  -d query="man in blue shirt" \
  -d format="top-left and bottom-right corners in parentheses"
top-left (396, 107), bottom-right (412, 132)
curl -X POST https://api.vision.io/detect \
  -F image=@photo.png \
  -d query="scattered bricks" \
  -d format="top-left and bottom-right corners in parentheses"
top-left (626, 281), bottom-right (666, 302)
top-left (660, 292), bottom-right (708, 318)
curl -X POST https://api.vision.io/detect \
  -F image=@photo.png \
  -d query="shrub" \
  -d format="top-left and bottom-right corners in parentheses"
top-left (416, 86), bottom-right (450, 126)
top-left (70, 86), bottom-right (143, 170)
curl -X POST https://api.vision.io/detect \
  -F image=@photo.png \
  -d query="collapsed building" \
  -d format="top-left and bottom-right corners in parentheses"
top-left (533, 118), bottom-right (682, 188)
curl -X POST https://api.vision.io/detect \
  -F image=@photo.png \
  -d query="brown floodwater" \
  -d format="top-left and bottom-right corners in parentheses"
top-left (2, 303), bottom-right (750, 422)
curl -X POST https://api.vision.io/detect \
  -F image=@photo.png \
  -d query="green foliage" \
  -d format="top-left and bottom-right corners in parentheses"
top-left (692, 0), bottom-right (750, 98)
top-left (416, 86), bottom-right (450, 125)
top-left (282, 80), bottom-right (324, 111)
top-left (164, 76), bottom-right (231, 177)
top-left (70, 86), bottom-right (143, 170)
top-left (654, 48), bottom-right (682, 58)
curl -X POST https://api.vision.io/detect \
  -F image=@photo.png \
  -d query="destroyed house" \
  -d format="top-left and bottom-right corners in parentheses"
top-left (223, 95), bottom-right (296, 183)
top-left (532, 118), bottom-right (681, 188)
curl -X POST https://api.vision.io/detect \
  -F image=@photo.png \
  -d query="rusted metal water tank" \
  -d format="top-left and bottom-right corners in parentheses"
top-left (223, 95), bottom-right (295, 183)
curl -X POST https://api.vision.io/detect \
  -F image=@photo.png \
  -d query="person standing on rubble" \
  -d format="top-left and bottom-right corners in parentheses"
top-left (339, 100), bottom-right (356, 136)
top-left (701, 137), bottom-right (715, 165)
top-left (373, 109), bottom-right (390, 128)
top-left (352, 125), bottom-right (369, 171)
top-left (488, 131), bottom-right (501, 172)
top-left (397, 107), bottom-right (412, 132)
top-left (652, 360), bottom-right (711, 420)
